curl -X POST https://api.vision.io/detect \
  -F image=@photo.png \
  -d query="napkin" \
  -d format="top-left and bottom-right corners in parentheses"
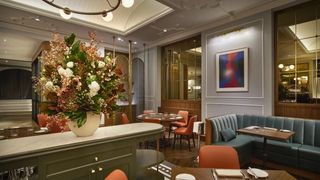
top-left (215, 169), bottom-right (243, 177)
top-left (263, 127), bottom-right (277, 131)
top-left (244, 126), bottom-right (260, 130)
top-left (193, 122), bottom-right (203, 133)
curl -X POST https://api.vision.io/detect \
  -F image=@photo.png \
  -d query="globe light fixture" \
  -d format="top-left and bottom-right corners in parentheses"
top-left (122, 0), bottom-right (134, 8)
top-left (42, 0), bottom-right (134, 22)
top-left (102, 12), bottom-right (113, 22)
top-left (278, 64), bottom-right (284, 69)
top-left (59, 8), bottom-right (72, 19)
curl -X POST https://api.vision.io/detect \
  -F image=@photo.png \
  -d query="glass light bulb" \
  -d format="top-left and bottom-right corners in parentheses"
top-left (278, 64), bottom-right (284, 69)
top-left (102, 12), bottom-right (113, 22)
top-left (289, 64), bottom-right (295, 70)
top-left (122, 0), bottom-right (134, 8)
top-left (59, 9), bottom-right (72, 20)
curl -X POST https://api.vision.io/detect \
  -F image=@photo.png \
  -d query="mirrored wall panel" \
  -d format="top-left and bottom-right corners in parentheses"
top-left (161, 35), bottom-right (201, 100)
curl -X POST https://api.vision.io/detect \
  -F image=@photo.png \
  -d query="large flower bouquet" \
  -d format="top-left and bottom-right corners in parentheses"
top-left (34, 33), bottom-right (124, 128)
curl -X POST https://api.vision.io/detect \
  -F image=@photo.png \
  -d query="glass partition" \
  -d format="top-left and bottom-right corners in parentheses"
top-left (276, 1), bottom-right (320, 104)
top-left (161, 35), bottom-right (201, 100)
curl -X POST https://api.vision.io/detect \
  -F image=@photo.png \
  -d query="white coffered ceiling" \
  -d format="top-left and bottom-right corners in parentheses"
top-left (0, 0), bottom-right (300, 62)
top-left (0, 30), bottom-right (42, 61)
top-left (0, 0), bottom-right (172, 34)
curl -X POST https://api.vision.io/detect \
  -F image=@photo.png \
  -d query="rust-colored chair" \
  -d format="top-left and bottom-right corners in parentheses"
top-left (199, 145), bottom-right (240, 169)
top-left (173, 115), bottom-right (197, 151)
top-left (105, 169), bottom-right (128, 180)
top-left (121, 113), bottom-right (129, 124)
top-left (168, 110), bottom-right (189, 139)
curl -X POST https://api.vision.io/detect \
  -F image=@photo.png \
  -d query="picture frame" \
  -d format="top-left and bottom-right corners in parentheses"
top-left (216, 48), bottom-right (248, 92)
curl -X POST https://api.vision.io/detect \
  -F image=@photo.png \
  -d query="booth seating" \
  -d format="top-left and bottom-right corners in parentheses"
top-left (205, 114), bottom-right (320, 174)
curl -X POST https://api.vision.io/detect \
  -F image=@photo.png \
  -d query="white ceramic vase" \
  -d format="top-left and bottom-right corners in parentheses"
top-left (68, 111), bottom-right (100, 137)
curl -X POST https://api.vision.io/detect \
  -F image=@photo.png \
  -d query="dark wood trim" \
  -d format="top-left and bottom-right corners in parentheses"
top-left (158, 100), bottom-right (201, 120)
top-left (205, 119), bottom-right (212, 145)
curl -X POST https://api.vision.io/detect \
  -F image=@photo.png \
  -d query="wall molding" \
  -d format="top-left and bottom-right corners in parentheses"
top-left (205, 18), bottom-right (264, 99)
top-left (205, 102), bottom-right (265, 117)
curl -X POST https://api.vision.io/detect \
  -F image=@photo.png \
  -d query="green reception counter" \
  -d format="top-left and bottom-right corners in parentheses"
top-left (0, 123), bottom-right (163, 180)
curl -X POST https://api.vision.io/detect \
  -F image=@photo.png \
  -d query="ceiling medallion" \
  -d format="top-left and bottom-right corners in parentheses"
top-left (42, 0), bottom-right (134, 22)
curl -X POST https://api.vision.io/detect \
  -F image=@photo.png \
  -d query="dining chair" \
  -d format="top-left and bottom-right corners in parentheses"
top-left (173, 115), bottom-right (197, 151)
top-left (168, 110), bottom-right (189, 139)
top-left (199, 145), bottom-right (240, 169)
top-left (104, 169), bottom-right (128, 180)
top-left (121, 113), bottom-right (129, 124)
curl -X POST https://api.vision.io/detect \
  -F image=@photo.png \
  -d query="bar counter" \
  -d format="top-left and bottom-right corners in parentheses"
top-left (0, 123), bottom-right (163, 180)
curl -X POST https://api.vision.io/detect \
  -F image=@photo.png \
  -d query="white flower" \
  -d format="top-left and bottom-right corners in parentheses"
top-left (91, 62), bottom-right (96, 68)
top-left (67, 61), bottom-right (74, 68)
top-left (88, 81), bottom-right (100, 97)
top-left (98, 61), bottom-right (105, 68)
top-left (65, 68), bottom-right (73, 77)
top-left (64, 47), bottom-right (70, 55)
top-left (89, 81), bottom-right (100, 91)
top-left (58, 67), bottom-right (66, 76)
top-left (45, 81), bottom-right (54, 91)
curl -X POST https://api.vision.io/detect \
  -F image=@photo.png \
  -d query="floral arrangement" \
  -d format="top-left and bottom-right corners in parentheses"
top-left (34, 33), bottom-right (124, 127)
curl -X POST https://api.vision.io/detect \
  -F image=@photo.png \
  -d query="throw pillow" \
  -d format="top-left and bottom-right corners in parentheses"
top-left (220, 128), bottom-right (236, 142)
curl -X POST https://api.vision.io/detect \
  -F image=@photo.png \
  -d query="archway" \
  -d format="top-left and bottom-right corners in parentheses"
top-left (132, 58), bottom-right (145, 116)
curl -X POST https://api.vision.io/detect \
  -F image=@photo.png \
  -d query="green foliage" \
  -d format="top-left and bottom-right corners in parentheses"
top-left (71, 41), bottom-right (80, 54)
top-left (65, 111), bottom-right (87, 127)
top-left (64, 33), bottom-right (75, 47)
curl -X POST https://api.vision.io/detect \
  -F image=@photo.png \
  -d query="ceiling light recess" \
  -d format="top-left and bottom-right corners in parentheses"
top-left (42, 0), bottom-right (134, 22)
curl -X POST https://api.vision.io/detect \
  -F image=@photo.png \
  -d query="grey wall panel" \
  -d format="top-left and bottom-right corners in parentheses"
top-left (202, 11), bottom-right (273, 120)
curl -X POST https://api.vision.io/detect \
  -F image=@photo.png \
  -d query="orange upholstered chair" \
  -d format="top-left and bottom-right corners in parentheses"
top-left (173, 115), bottom-right (197, 151)
top-left (199, 145), bottom-right (240, 169)
top-left (121, 113), bottom-right (129, 124)
top-left (168, 110), bottom-right (189, 139)
top-left (105, 169), bottom-right (128, 180)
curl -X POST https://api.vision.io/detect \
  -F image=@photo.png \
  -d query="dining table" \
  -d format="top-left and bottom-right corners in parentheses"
top-left (237, 126), bottom-right (295, 168)
top-left (171, 167), bottom-right (296, 180)
top-left (136, 113), bottom-right (183, 147)
top-left (136, 113), bottom-right (183, 123)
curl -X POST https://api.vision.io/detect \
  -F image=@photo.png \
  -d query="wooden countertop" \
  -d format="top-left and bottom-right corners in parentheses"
top-left (0, 123), bottom-right (163, 160)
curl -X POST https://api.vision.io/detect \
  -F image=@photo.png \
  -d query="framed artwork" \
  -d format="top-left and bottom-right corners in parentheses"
top-left (216, 48), bottom-right (248, 92)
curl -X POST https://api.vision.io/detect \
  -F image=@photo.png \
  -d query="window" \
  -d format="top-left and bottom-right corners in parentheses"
top-left (276, 1), bottom-right (320, 104)
top-left (161, 36), bottom-right (201, 100)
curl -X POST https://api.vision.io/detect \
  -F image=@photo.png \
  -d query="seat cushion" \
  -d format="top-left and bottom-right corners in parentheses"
top-left (253, 139), bottom-right (301, 167)
top-left (171, 121), bottom-right (187, 127)
top-left (299, 145), bottom-right (320, 162)
top-left (214, 135), bottom-right (258, 165)
top-left (220, 128), bottom-right (236, 142)
top-left (299, 145), bottom-right (320, 173)
top-left (174, 127), bottom-right (187, 135)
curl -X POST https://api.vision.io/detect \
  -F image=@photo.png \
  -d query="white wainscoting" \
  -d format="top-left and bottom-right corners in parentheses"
top-left (206, 102), bottom-right (264, 118)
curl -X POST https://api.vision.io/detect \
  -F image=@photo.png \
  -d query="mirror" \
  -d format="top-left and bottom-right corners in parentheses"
top-left (0, 30), bottom-right (42, 130)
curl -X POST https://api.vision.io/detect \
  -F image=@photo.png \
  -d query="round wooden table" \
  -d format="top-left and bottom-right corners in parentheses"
top-left (136, 113), bottom-right (183, 123)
